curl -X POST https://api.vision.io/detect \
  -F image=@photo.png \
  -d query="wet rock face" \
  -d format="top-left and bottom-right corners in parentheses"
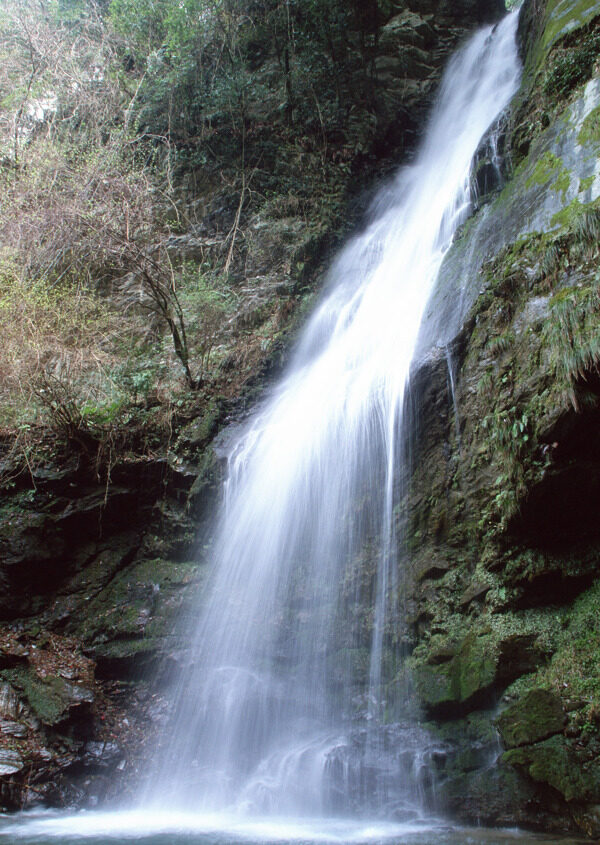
top-left (0, 749), bottom-right (24, 777)
top-left (416, 75), bottom-right (600, 362)
top-left (0, 628), bottom-right (125, 810)
top-left (406, 0), bottom-right (505, 23)
top-left (0, 433), bottom-right (219, 810)
top-left (404, 0), bottom-right (600, 836)
top-left (498, 689), bottom-right (565, 748)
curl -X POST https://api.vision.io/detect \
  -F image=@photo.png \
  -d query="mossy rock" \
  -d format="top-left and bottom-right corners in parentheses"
top-left (435, 760), bottom-right (543, 828)
top-left (503, 733), bottom-right (600, 802)
top-left (0, 666), bottom-right (91, 726)
top-left (180, 402), bottom-right (222, 449)
top-left (68, 557), bottom-right (202, 651)
top-left (426, 710), bottom-right (499, 747)
top-left (537, 0), bottom-right (600, 63)
top-left (188, 448), bottom-right (219, 503)
top-left (423, 710), bottom-right (500, 781)
top-left (91, 638), bottom-right (160, 661)
top-left (414, 632), bottom-right (497, 716)
top-left (498, 688), bottom-right (565, 748)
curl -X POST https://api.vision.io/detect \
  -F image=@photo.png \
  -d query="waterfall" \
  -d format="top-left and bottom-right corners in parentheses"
top-left (150, 12), bottom-right (521, 820)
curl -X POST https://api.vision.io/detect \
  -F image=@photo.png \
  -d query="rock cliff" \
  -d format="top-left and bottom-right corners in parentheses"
top-left (405, 0), bottom-right (600, 836)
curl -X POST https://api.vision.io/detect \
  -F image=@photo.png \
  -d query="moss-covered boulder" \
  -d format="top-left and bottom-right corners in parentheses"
top-left (498, 688), bottom-right (565, 748)
top-left (414, 632), bottom-right (497, 716)
top-left (64, 556), bottom-right (205, 677)
top-left (1, 665), bottom-right (92, 726)
top-left (504, 733), bottom-right (600, 803)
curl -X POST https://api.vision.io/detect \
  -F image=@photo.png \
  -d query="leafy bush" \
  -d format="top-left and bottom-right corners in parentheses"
top-left (179, 267), bottom-right (236, 378)
top-left (543, 35), bottom-right (600, 100)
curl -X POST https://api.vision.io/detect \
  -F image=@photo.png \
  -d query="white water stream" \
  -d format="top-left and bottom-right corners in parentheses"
top-left (144, 11), bottom-right (521, 821)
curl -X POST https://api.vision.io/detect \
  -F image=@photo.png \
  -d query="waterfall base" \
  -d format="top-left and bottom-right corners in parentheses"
top-left (0, 810), bottom-right (585, 845)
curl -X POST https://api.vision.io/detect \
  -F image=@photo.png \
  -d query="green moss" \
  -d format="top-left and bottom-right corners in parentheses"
top-left (543, 34), bottom-right (600, 99)
top-left (538, 0), bottom-right (600, 61)
top-left (186, 400), bottom-right (221, 446)
top-left (71, 557), bottom-right (201, 647)
top-left (444, 210), bottom-right (598, 545)
top-left (92, 638), bottom-right (161, 660)
top-left (0, 666), bottom-right (71, 725)
top-left (451, 633), bottom-right (497, 703)
top-left (525, 151), bottom-right (571, 199)
top-left (460, 230), bottom-right (569, 536)
top-left (123, 557), bottom-right (197, 584)
top-left (578, 104), bottom-right (600, 145)
top-left (413, 662), bottom-right (455, 710)
top-left (477, 404), bottom-right (533, 530)
top-left (496, 581), bottom-right (600, 742)
top-left (490, 608), bottom-right (562, 654)
top-left (414, 632), bottom-right (497, 713)
top-left (188, 448), bottom-right (219, 501)
top-left (578, 174), bottom-right (595, 193)
top-left (425, 710), bottom-right (498, 748)
top-left (542, 277), bottom-right (600, 408)
top-left (513, 1), bottom-right (600, 175)
top-left (536, 581), bottom-right (600, 710)
top-left (422, 711), bottom-right (501, 784)
top-left (550, 196), bottom-right (583, 228)
top-left (497, 688), bottom-right (565, 748)
top-left (504, 734), bottom-right (600, 802)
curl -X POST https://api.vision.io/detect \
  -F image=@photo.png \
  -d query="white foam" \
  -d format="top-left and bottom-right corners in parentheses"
top-left (0, 809), bottom-right (437, 842)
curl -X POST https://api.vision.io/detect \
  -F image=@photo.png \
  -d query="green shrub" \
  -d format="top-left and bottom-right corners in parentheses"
top-left (543, 36), bottom-right (600, 100)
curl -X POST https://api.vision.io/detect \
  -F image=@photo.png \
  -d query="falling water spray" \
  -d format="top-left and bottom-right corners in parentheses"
top-left (149, 11), bottom-right (521, 820)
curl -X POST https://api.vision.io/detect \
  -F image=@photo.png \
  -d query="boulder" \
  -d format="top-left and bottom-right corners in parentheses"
top-left (0, 749), bottom-right (24, 777)
top-left (414, 632), bottom-right (497, 717)
top-left (498, 688), bottom-right (565, 749)
top-left (503, 734), bottom-right (600, 803)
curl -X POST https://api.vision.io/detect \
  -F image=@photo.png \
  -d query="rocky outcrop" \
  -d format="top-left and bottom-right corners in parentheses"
top-left (0, 419), bottom-right (222, 809)
top-left (369, 0), bottom-right (504, 160)
top-left (404, 0), bottom-right (600, 836)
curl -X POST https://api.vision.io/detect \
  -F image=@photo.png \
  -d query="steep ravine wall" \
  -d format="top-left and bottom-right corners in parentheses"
top-left (406, 0), bottom-right (600, 836)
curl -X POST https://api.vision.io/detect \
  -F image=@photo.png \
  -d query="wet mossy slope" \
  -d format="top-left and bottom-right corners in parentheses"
top-left (406, 0), bottom-right (600, 836)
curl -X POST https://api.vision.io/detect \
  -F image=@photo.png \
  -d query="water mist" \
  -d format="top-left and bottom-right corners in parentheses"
top-left (148, 10), bottom-right (521, 823)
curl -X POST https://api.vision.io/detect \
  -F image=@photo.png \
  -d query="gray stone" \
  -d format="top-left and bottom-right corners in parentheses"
top-left (0, 719), bottom-right (27, 738)
top-left (0, 683), bottom-right (21, 720)
top-left (415, 76), bottom-right (600, 363)
top-left (83, 741), bottom-right (123, 769)
top-left (0, 749), bottom-right (24, 776)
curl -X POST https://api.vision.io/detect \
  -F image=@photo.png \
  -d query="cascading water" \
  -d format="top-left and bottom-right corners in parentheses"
top-left (149, 11), bottom-right (521, 822)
